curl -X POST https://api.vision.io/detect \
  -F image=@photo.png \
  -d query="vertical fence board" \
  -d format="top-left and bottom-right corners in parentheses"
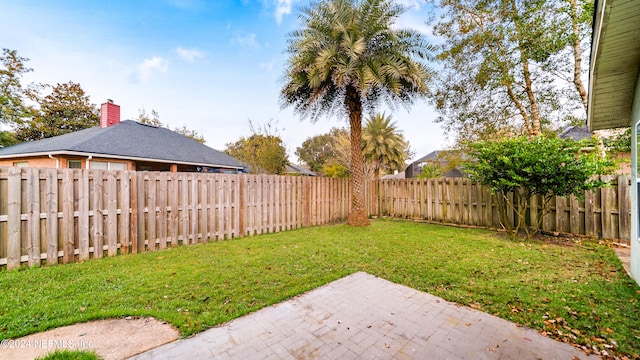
top-left (136, 172), bottom-right (145, 252)
top-left (27, 168), bottom-right (41, 266)
top-left (556, 195), bottom-right (566, 234)
top-left (130, 172), bottom-right (139, 254)
top-left (93, 171), bottom-right (105, 258)
top-left (7, 167), bottom-right (21, 269)
top-left (120, 171), bottom-right (131, 254)
top-left (147, 173), bottom-right (157, 250)
top-left (570, 194), bottom-right (580, 235)
top-left (203, 175), bottom-right (210, 240)
top-left (106, 172), bottom-right (118, 256)
top-left (158, 172), bottom-right (168, 249)
top-left (61, 170), bottom-right (74, 264)
top-left (77, 169), bottom-right (89, 261)
top-left (211, 175), bottom-right (219, 239)
top-left (601, 176), bottom-right (613, 239)
top-left (170, 173), bottom-right (179, 245)
top-left (181, 173), bottom-right (189, 244)
top-left (225, 176), bottom-right (233, 239)
top-left (46, 169), bottom-right (58, 265)
top-left (619, 175), bottom-right (630, 241)
top-left (191, 174), bottom-right (199, 243)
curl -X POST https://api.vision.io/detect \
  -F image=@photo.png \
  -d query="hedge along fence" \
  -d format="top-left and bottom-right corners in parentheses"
top-left (367, 176), bottom-right (632, 242)
top-left (0, 167), bottom-right (351, 269)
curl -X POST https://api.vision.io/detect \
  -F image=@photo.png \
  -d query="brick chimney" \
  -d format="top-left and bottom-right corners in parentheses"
top-left (100, 99), bottom-right (121, 128)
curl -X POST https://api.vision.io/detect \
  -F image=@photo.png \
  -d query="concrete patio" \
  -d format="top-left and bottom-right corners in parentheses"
top-left (132, 272), bottom-right (593, 359)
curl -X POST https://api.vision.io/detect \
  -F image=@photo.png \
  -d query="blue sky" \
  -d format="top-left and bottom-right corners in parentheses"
top-left (0, 0), bottom-right (447, 162)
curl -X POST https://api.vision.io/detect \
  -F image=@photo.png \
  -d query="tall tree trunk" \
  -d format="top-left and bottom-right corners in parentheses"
top-left (506, 82), bottom-right (534, 138)
top-left (520, 58), bottom-right (542, 137)
top-left (567, 0), bottom-right (589, 112)
top-left (346, 86), bottom-right (370, 227)
top-left (507, 0), bottom-right (542, 138)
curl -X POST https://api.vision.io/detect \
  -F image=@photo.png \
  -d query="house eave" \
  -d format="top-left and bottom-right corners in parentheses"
top-left (0, 150), bottom-right (244, 170)
top-left (588, 0), bottom-right (640, 131)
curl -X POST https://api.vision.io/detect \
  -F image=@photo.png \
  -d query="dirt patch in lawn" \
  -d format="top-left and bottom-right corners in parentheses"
top-left (0, 317), bottom-right (179, 360)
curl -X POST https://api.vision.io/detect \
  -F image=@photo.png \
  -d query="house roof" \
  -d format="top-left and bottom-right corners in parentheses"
top-left (558, 126), bottom-right (591, 141)
top-left (412, 150), bottom-right (446, 164)
top-left (380, 171), bottom-right (405, 179)
top-left (411, 150), bottom-right (468, 165)
top-left (284, 163), bottom-right (316, 176)
top-left (588, 0), bottom-right (640, 130)
top-left (0, 120), bottom-right (244, 169)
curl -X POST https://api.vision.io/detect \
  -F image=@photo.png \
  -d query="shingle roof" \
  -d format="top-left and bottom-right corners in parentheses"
top-left (285, 163), bottom-right (316, 176)
top-left (558, 126), bottom-right (591, 141)
top-left (0, 120), bottom-right (243, 169)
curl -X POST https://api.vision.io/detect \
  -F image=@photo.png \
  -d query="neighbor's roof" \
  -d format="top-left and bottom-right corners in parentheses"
top-left (284, 163), bottom-right (316, 176)
top-left (0, 120), bottom-right (243, 169)
top-left (558, 126), bottom-right (591, 141)
top-left (412, 150), bottom-right (446, 164)
top-left (411, 150), bottom-right (467, 164)
top-left (588, 0), bottom-right (640, 131)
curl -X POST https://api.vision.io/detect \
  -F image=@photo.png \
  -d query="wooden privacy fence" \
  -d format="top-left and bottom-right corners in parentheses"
top-left (368, 176), bottom-right (632, 241)
top-left (0, 167), bottom-right (350, 269)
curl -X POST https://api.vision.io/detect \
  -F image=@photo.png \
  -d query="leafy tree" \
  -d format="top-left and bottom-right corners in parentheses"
top-left (15, 82), bottom-right (99, 141)
top-left (464, 136), bottom-right (614, 239)
top-left (137, 108), bottom-right (206, 144)
top-left (604, 127), bottom-right (631, 153)
top-left (417, 163), bottom-right (442, 179)
top-left (296, 127), bottom-right (350, 175)
top-left (281, 0), bottom-right (431, 226)
top-left (0, 49), bottom-right (33, 125)
top-left (137, 108), bottom-right (163, 127)
top-left (362, 113), bottom-right (409, 179)
top-left (429, 0), bottom-right (586, 142)
top-left (0, 130), bottom-right (18, 147)
top-left (224, 120), bottom-right (288, 174)
top-left (323, 163), bottom-right (351, 178)
top-left (296, 128), bottom-right (341, 173)
top-left (173, 125), bottom-right (206, 144)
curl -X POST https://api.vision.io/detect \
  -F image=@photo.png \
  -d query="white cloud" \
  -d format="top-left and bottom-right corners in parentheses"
top-left (395, 12), bottom-right (434, 38)
top-left (396, 0), bottom-right (421, 10)
top-left (176, 47), bottom-right (204, 62)
top-left (135, 56), bottom-right (168, 82)
top-left (233, 32), bottom-right (260, 48)
top-left (259, 60), bottom-right (275, 72)
top-left (275, 0), bottom-right (293, 24)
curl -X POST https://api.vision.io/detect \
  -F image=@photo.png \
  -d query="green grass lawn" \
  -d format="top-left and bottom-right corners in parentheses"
top-left (1, 219), bottom-right (639, 357)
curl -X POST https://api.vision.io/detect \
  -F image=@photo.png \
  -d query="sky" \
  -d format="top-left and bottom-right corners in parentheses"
top-left (0, 0), bottom-right (448, 162)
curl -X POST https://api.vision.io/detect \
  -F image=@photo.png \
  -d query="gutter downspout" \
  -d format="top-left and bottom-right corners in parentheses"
top-left (48, 154), bottom-right (59, 169)
top-left (86, 155), bottom-right (92, 169)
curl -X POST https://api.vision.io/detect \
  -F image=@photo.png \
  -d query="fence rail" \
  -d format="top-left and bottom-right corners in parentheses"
top-left (368, 176), bottom-right (631, 241)
top-left (0, 168), bottom-right (350, 269)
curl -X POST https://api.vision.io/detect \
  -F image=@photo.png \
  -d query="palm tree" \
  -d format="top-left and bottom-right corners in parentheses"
top-left (363, 113), bottom-right (408, 179)
top-left (281, 0), bottom-right (431, 226)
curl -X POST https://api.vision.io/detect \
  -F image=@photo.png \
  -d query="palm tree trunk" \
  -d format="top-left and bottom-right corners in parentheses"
top-left (346, 86), bottom-right (370, 226)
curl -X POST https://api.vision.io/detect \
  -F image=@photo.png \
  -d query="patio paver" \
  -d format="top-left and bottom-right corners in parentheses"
top-left (131, 272), bottom-right (594, 359)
